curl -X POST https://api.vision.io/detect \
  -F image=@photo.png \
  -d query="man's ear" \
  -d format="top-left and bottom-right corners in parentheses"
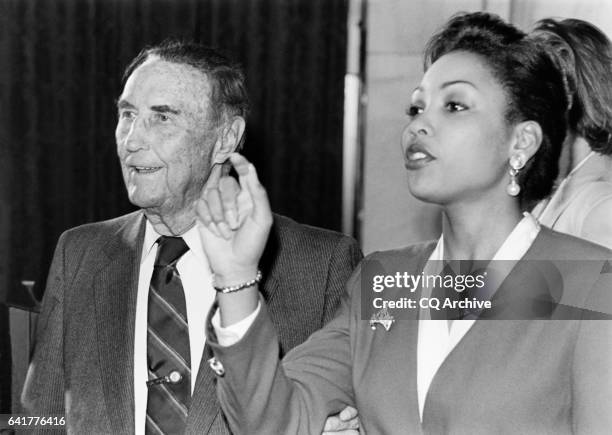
top-left (212, 116), bottom-right (246, 165)
top-left (508, 120), bottom-right (542, 162)
top-left (203, 116), bottom-right (246, 193)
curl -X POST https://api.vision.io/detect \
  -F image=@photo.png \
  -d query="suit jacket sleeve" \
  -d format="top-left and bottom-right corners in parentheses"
top-left (572, 267), bottom-right (612, 433)
top-left (207, 267), bottom-right (362, 435)
top-left (21, 232), bottom-right (67, 432)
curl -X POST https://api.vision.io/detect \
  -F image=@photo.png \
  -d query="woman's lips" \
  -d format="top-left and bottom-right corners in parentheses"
top-left (404, 144), bottom-right (435, 169)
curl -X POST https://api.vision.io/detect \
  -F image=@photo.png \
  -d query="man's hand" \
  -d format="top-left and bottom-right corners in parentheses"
top-left (323, 406), bottom-right (360, 435)
top-left (195, 153), bottom-right (273, 285)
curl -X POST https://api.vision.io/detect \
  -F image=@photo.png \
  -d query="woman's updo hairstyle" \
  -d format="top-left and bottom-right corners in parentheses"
top-left (533, 18), bottom-right (612, 155)
top-left (423, 12), bottom-right (568, 203)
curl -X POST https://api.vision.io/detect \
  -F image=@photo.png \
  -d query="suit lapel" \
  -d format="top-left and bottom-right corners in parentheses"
top-left (185, 344), bottom-right (223, 434)
top-left (409, 246), bottom-right (435, 430)
top-left (258, 218), bottom-right (282, 304)
top-left (422, 230), bottom-right (555, 418)
top-left (94, 212), bottom-right (145, 434)
top-left (361, 246), bottom-right (430, 432)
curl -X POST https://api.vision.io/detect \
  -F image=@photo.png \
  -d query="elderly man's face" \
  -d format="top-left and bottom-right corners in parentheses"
top-left (116, 57), bottom-right (217, 219)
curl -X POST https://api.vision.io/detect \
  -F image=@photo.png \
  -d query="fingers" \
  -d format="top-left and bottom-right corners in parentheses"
top-left (206, 188), bottom-right (233, 239)
top-left (196, 174), bottom-right (242, 239)
top-left (195, 197), bottom-right (221, 238)
top-left (323, 415), bottom-right (343, 431)
top-left (196, 153), bottom-right (271, 239)
top-left (219, 176), bottom-right (240, 229)
top-left (322, 406), bottom-right (360, 432)
top-left (228, 153), bottom-right (272, 226)
top-left (339, 406), bottom-right (358, 422)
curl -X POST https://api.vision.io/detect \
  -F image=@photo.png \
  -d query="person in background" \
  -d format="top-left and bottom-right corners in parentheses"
top-left (531, 18), bottom-right (612, 249)
top-left (195, 12), bottom-right (612, 434)
top-left (22, 40), bottom-right (361, 434)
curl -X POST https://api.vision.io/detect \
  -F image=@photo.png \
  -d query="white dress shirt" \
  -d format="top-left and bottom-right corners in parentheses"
top-left (133, 220), bottom-right (215, 435)
top-left (416, 212), bottom-right (540, 419)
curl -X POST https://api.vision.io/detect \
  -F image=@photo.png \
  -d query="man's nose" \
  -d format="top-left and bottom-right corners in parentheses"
top-left (122, 117), bottom-right (148, 152)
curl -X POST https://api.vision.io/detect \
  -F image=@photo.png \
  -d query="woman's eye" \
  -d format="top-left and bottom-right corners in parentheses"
top-left (406, 105), bottom-right (423, 117)
top-left (445, 101), bottom-right (468, 112)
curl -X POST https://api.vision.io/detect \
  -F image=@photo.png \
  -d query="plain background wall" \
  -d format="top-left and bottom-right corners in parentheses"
top-left (361, 0), bottom-right (612, 254)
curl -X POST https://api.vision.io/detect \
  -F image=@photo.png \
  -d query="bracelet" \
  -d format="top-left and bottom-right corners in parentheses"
top-left (214, 270), bottom-right (263, 294)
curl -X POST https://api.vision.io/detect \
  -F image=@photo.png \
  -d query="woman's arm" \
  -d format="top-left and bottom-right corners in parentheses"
top-left (197, 153), bottom-right (357, 434)
top-left (196, 153), bottom-right (271, 326)
top-left (207, 284), bottom-right (356, 434)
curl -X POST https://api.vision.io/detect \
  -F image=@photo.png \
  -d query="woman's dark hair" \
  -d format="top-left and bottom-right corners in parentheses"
top-left (424, 12), bottom-right (568, 203)
top-left (533, 18), bottom-right (612, 155)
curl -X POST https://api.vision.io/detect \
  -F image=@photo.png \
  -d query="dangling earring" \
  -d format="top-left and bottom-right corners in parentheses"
top-left (506, 153), bottom-right (526, 196)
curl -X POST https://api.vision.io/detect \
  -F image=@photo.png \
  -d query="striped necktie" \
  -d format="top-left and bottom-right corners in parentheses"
top-left (146, 236), bottom-right (191, 434)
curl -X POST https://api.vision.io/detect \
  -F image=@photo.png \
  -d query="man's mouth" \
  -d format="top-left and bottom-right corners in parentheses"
top-left (130, 166), bottom-right (163, 174)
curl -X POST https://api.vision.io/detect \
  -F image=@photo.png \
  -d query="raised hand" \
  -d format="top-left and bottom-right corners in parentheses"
top-left (195, 153), bottom-right (272, 325)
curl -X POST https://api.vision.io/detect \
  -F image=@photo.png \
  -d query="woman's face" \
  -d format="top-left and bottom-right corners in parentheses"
top-left (401, 50), bottom-right (514, 206)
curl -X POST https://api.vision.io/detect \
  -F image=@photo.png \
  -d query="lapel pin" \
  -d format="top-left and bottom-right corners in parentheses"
top-left (369, 307), bottom-right (395, 331)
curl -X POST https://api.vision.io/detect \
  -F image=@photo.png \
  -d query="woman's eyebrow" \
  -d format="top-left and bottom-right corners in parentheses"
top-left (441, 80), bottom-right (478, 90)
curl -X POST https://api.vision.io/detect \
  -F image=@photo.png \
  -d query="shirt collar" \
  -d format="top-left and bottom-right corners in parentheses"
top-left (141, 219), bottom-right (208, 267)
top-left (142, 220), bottom-right (160, 263)
top-left (429, 212), bottom-right (540, 262)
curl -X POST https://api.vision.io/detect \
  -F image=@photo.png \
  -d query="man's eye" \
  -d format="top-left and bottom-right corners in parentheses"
top-left (445, 101), bottom-right (467, 112)
top-left (406, 105), bottom-right (423, 117)
top-left (154, 113), bottom-right (170, 122)
top-left (119, 110), bottom-right (136, 120)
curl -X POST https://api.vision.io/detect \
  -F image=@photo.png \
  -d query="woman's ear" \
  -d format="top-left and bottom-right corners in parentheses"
top-left (509, 121), bottom-right (542, 161)
top-left (212, 116), bottom-right (246, 165)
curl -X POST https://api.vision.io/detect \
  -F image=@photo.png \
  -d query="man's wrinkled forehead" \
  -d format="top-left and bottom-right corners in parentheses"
top-left (121, 56), bottom-right (213, 118)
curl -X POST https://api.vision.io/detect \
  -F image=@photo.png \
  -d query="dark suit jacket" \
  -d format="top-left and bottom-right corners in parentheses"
top-left (22, 211), bottom-right (362, 434)
top-left (208, 228), bottom-right (612, 434)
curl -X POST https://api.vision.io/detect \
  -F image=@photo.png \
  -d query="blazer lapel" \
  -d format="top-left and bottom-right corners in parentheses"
top-left (94, 212), bottom-right (145, 433)
top-left (362, 244), bottom-right (433, 431)
top-left (185, 344), bottom-right (223, 434)
top-left (258, 219), bottom-right (282, 304)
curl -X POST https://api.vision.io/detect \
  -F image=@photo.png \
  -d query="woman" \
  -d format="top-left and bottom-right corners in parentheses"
top-left (531, 18), bottom-right (612, 249)
top-left (196, 12), bottom-right (612, 434)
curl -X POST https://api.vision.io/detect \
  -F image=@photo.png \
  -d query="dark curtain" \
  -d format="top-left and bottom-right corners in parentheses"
top-left (0, 0), bottom-right (348, 412)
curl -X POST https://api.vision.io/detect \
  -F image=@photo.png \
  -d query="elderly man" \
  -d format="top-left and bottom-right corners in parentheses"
top-left (22, 41), bottom-right (361, 434)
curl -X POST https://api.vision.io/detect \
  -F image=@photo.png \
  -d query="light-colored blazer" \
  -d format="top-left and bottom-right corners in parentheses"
top-left (22, 211), bottom-right (361, 434)
top-left (208, 227), bottom-right (612, 435)
top-left (533, 152), bottom-right (612, 249)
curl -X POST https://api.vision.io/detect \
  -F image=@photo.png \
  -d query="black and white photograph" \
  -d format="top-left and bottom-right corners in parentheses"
top-left (1, 0), bottom-right (611, 433)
